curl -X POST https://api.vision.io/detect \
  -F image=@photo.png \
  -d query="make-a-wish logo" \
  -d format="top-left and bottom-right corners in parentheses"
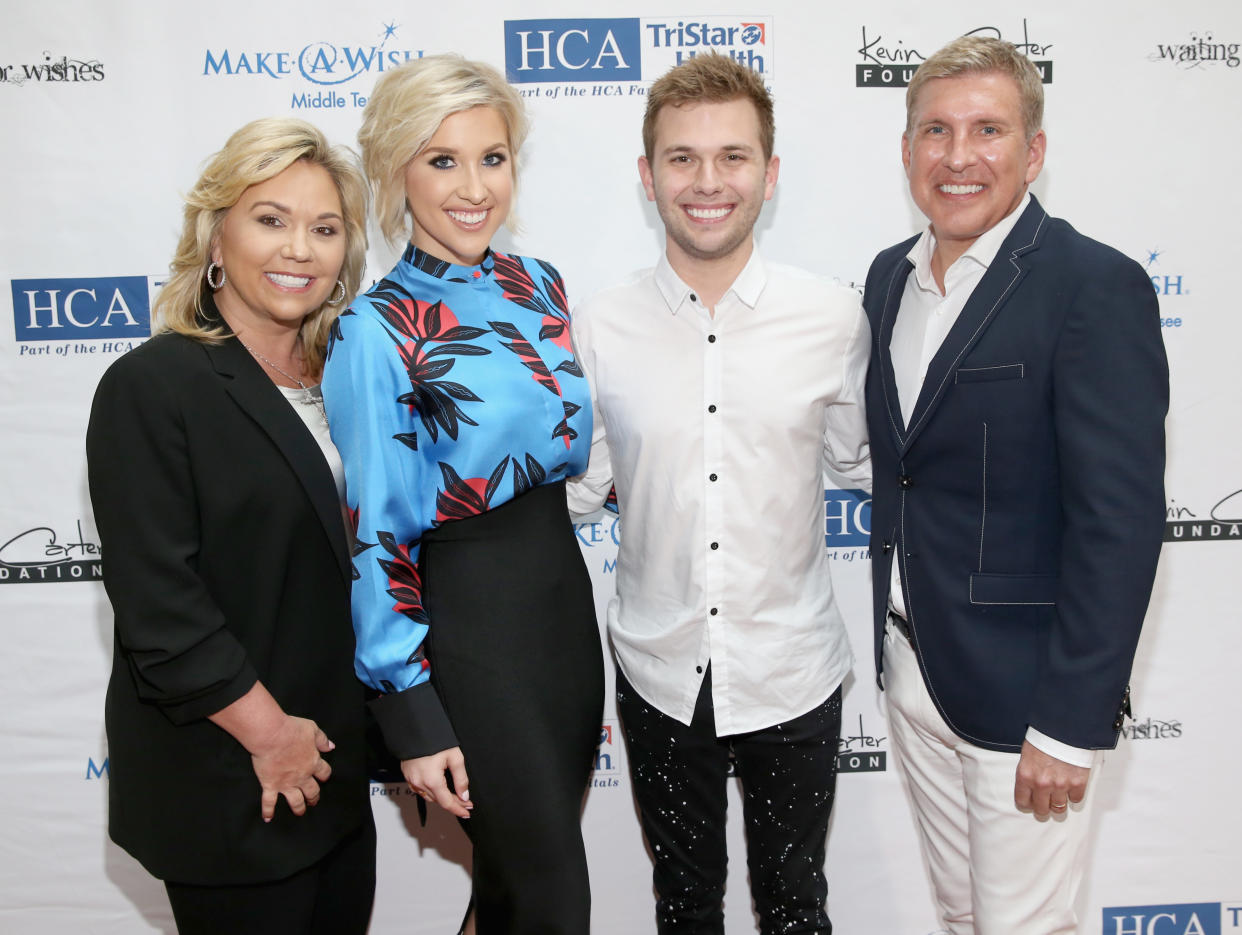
top-left (0, 52), bottom-right (105, 86)
top-left (591, 720), bottom-right (622, 788)
top-left (1164, 490), bottom-right (1242, 543)
top-left (1103, 901), bottom-right (1242, 935)
top-left (203, 21), bottom-right (422, 106)
top-left (1141, 248), bottom-right (1190, 299)
top-left (1148, 32), bottom-right (1240, 69)
top-left (825, 488), bottom-right (871, 559)
top-left (837, 713), bottom-right (888, 773)
top-left (574, 515), bottom-right (620, 576)
top-left (856, 18), bottom-right (1053, 88)
top-left (0, 522), bottom-right (102, 584)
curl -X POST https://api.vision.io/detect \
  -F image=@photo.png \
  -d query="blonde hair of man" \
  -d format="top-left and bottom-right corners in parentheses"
top-left (156, 117), bottom-right (369, 372)
top-left (358, 54), bottom-right (529, 247)
top-left (642, 52), bottom-right (775, 162)
top-left (905, 35), bottom-right (1045, 142)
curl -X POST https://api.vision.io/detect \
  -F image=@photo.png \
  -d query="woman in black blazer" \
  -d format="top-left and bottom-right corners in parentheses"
top-left (86, 118), bottom-right (374, 935)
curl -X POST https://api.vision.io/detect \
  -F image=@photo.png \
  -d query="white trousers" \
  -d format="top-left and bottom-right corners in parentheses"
top-left (882, 622), bottom-right (1102, 935)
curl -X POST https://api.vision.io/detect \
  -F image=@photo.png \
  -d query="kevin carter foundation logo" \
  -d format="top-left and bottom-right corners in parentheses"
top-left (855, 18), bottom-right (1053, 88)
top-left (1164, 489), bottom-right (1242, 543)
top-left (836, 713), bottom-right (887, 773)
top-left (0, 521), bottom-right (102, 584)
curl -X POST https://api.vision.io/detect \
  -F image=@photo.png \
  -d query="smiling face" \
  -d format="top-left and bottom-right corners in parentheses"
top-left (638, 97), bottom-right (778, 272)
top-left (212, 159), bottom-right (346, 335)
top-left (403, 105), bottom-right (513, 267)
top-left (902, 70), bottom-right (1046, 270)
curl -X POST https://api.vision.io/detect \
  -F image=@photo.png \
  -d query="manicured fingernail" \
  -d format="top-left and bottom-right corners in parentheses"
top-left (460, 790), bottom-right (470, 802)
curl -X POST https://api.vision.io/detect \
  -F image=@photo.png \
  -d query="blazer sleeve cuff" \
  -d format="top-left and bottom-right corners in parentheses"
top-left (368, 681), bottom-right (459, 760)
top-left (159, 660), bottom-right (259, 726)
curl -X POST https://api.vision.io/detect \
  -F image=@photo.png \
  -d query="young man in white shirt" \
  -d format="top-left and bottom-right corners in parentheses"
top-left (568, 53), bottom-right (870, 933)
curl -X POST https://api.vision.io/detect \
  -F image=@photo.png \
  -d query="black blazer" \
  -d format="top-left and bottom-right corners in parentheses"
top-left (87, 328), bottom-right (369, 884)
top-left (864, 196), bottom-right (1169, 752)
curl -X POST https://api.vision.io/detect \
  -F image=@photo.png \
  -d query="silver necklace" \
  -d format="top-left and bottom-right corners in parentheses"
top-left (239, 339), bottom-right (327, 424)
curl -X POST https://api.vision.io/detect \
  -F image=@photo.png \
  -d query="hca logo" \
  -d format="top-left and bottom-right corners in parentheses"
top-left (11, 277), bottom-right (151, 341)
top-left (504, 18), bottom-right (641, 82)
top-left (1103, 902), bottom-right (1242, 935)
top-left (825, 488), bottom-right (871, 548)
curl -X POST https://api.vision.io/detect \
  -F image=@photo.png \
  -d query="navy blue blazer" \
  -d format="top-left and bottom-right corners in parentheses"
top-left (864, 196), bottom-right (1168, 752)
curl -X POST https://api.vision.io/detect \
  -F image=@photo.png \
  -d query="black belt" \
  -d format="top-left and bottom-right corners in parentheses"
top-left (888, 612), bottom-right (912, 641)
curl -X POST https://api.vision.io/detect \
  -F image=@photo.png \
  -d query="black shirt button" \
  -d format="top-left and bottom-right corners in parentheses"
top-left (710, 541), bottom-right (719, 550)
top-left (710, 607), bottom-right (718, 616)
top-left (709, 473), bottom-right (718, 482)
top-left (696, 665), bottom-right (703, 674)
top-left (690, 293), bottom-right (698, 303)
top-left (708, 404), bottom-right (717, 413)
top-left (707, 334), bottom-right (717, 343)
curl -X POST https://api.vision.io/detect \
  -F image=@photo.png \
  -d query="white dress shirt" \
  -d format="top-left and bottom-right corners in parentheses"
top-left (568, 246), bottom-right (871, 735)
top-left (887, 194), bottom-right (1092, 768)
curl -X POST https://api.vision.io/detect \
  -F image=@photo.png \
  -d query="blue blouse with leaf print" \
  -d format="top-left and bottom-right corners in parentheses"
top-left (322, 244), bottom-right (591, 758)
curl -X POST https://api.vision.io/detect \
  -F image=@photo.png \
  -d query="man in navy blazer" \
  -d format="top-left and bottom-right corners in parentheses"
top-left (863, 36), bottom-right (1168, 934)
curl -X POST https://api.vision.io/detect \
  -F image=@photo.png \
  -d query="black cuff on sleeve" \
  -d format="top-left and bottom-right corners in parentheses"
top-left (159, 660), bottom-right (259, 726)
top-left (368, 681), bottom-right (459, 760)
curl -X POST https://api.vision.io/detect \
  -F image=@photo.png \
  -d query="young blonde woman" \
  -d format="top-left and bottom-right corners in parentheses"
top-left (322, 56), bottom-right (603, 932)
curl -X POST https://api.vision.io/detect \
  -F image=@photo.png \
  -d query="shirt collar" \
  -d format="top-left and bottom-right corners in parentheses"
top-left (653, 242), bottom-right (768, 315)
top-left (907, 191), bottom-right (1031, 293)
top-left (403, 243), bottom-right (496, 281)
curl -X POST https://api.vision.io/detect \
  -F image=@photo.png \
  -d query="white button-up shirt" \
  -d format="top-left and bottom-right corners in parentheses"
top-left (568, 247), bottom-right (871, 735)
top-left (887, 193), bottom-right (1092, 768)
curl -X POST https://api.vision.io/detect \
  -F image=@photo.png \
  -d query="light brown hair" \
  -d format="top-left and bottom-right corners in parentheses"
top-left (642, 53), bottom-right (775, 161)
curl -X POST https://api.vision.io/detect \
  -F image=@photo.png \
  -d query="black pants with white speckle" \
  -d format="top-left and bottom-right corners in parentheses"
top-left (617, 666), bottom-right (841, 934)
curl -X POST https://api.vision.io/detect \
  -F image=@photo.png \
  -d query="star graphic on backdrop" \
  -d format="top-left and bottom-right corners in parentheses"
top-left (382, 22), bottom-right (399, 40)
top-left (1144, 248), bottom-right (1161, 269)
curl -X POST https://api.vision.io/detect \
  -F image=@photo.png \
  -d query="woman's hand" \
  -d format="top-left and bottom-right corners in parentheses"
top-left (402, 747), bottom-right (472, 819)
top-left (249, 715), bottom-right (335, 822)
top-left (208, 681), bottom-right (334, 822)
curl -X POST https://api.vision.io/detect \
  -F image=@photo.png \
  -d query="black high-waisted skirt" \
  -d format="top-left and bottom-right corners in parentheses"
top-left (420, 479), bottom-right (604, 933)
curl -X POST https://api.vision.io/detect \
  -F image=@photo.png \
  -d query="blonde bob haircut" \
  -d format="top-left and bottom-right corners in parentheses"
top-left (155, 117), bottom-right (368, 372)
top-left (358, 54), bottom-right (529, 246)
top-left (905, 36), bottom-right (1045, 142)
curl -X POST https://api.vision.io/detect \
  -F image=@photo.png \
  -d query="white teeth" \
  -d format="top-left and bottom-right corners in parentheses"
top-left (686, 206), bottom-right (732, 220)
top-left (448, 210), bottom-right (487, 224)
top-left (266, 273), bottom-right (311, 288)
top-left (939, 184), bottom-right (984, 195)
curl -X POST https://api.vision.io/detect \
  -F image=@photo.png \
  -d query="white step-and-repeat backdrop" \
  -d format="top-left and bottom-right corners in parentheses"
top-left (2, 2), bottom-right (1239, 932)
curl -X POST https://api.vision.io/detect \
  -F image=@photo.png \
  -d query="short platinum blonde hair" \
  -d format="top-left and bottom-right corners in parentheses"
top-left (357, 54), bottom-right (528, 246)
top-left (905, 36), bottom-right (1045, 142)
top-left (155, 117), bottom-right (368, 372)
